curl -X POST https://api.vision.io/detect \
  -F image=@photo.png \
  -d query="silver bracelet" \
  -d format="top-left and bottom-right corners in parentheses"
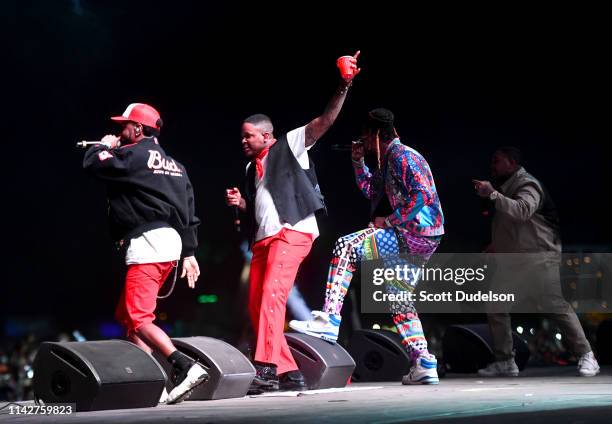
top-left (338, 81), bottom-right (353, 95)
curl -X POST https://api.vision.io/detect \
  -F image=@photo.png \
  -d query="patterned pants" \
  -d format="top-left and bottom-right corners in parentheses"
top-left (323, 227), bottom-right (440, 360)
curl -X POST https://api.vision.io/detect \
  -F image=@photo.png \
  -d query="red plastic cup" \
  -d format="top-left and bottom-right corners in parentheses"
top-left (336, 55), bottom-right (354, 79)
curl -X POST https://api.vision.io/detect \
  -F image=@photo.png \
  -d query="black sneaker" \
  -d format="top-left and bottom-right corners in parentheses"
top-left (278, 370), bottom-right (307, 391)
top-left (248, 363), bottom-right (279, 394)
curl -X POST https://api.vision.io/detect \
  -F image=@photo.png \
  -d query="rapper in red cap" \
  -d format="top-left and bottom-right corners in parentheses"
top-left (82, 103), bottom-right (207, 404)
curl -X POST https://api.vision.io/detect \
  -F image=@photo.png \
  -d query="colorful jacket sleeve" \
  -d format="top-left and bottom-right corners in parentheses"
top-left (353, 159), bottom-right (378, 200)
top-left (386, 150), bottom-right (428, 226)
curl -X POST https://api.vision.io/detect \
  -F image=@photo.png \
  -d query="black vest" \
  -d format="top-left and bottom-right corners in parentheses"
top-left (243, 134), bottom-right (326, 242)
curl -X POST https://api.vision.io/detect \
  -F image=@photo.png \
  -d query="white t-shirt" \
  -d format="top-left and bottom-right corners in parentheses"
top-left (125, 227), bottom-right (182, 265)
top-left (251, 126), bottom-right (319, 241)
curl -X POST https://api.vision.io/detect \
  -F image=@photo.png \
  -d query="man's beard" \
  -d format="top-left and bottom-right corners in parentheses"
top-left (120, 131), bottom-right (135, 145)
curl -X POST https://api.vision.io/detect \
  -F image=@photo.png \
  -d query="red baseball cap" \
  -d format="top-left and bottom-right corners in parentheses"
top-left (111, 103), bottom-right (162, 130)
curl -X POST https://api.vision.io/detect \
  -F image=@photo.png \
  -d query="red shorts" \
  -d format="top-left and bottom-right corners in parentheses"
top-left (115, 261), bottom-right (175, 336)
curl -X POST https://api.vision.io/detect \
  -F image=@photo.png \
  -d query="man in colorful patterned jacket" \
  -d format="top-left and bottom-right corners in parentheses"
top-left (290, 108), bottom-right (445, 384)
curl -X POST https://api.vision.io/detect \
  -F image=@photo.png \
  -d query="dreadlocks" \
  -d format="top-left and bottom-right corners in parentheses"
top-left (364, 108), bottom-right (398, 168)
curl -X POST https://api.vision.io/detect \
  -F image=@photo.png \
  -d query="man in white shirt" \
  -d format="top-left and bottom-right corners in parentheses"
top-left (226, 52), bottom-right (360, 391)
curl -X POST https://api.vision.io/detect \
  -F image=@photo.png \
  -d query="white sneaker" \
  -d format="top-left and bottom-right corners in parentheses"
top-left (578, 351), bottom-right (600, 377)
top-left (166, 363), bottom-right (209, 404)
top-left (477, 359), bottom-right (519, 377)
top-left (289, 311), bottom-right (340, 343)
top-left (402, 353), bottom-right (439, 385)
top-left (159, 387), bottom-right (169, 404)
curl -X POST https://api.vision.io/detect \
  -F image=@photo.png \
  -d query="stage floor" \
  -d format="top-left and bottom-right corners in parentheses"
top-left (2, 366), bottom-right (612, 424)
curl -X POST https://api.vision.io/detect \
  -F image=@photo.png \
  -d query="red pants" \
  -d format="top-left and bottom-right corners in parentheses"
top-left (115, 262), bottom-right (175, 337)
top-left (249, 228), bottom-right (313, 374)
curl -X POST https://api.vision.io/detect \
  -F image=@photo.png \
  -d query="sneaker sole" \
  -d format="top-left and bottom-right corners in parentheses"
top-left (402, 376), bottom-right (439, 385)
top-left (279, 381), bottom-right (308, 391)
top-left (579, 369), bottom-right (600, 377)
top-left (166, 373), bottom-right (209, 405)
top-left (251, 379), bottom-right (279, 390)
top-left (289, 324), bottom-right (338, 343)
top-left (301, 328), bottom-right (338, 343)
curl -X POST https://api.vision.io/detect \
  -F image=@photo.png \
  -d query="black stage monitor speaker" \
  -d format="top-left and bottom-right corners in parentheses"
top-left (285, 333), bottom-right (355, 389)
top-left (443, 324), bottom-right (530, 373)
top-left (347, 329), bottom-right (411, 382)
top-left (154, 336), bottom-right (255, 400)
top-left (33, 340), bottom-right (166, 411)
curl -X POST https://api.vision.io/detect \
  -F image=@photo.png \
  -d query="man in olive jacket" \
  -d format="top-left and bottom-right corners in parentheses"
top-left (473, 146), bottom-right (599, 377)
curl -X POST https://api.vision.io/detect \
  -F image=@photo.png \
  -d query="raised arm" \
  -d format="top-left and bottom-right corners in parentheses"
top-left (305, 51), bottom-right (361, 147)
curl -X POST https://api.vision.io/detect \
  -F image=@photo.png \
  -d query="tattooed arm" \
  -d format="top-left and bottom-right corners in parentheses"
top-left (304, 51), bottom-right (361, 147)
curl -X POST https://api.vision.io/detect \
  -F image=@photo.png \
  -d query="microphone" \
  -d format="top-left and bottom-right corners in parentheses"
top-left (227, 187), bottom-right (242, 232)
top-left (75, 140), bottom-right (121, 149)
top-left (481, 197), bottom-right (492, 217)
top-left (233, 206), bottom-right (241, 233)
top-left (331, 144), bottom-right (352, 151)
top-left (76, 141), bottom-right (103, 148)
top-left (331, 139), bottom-right (364, 151)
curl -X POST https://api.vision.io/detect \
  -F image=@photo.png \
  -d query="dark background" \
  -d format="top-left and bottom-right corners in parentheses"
top-left (4, 1), bottom-right (609, 347)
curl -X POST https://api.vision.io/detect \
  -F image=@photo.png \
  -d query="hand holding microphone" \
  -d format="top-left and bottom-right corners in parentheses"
top-left (472, 179), bottom-right (495, 198)
top-left (75, 134), bottom-right (121, 149)
top-left (225, 187), bottom-right (243, 207)
top-left (351, 138), bottom-right (365, 161)
top-left (225, 187), bottom-right (245, 232)
top-left (473, 179), bottom-right (496, 217)
top-left (101, 135), bottom-right (120, 148)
